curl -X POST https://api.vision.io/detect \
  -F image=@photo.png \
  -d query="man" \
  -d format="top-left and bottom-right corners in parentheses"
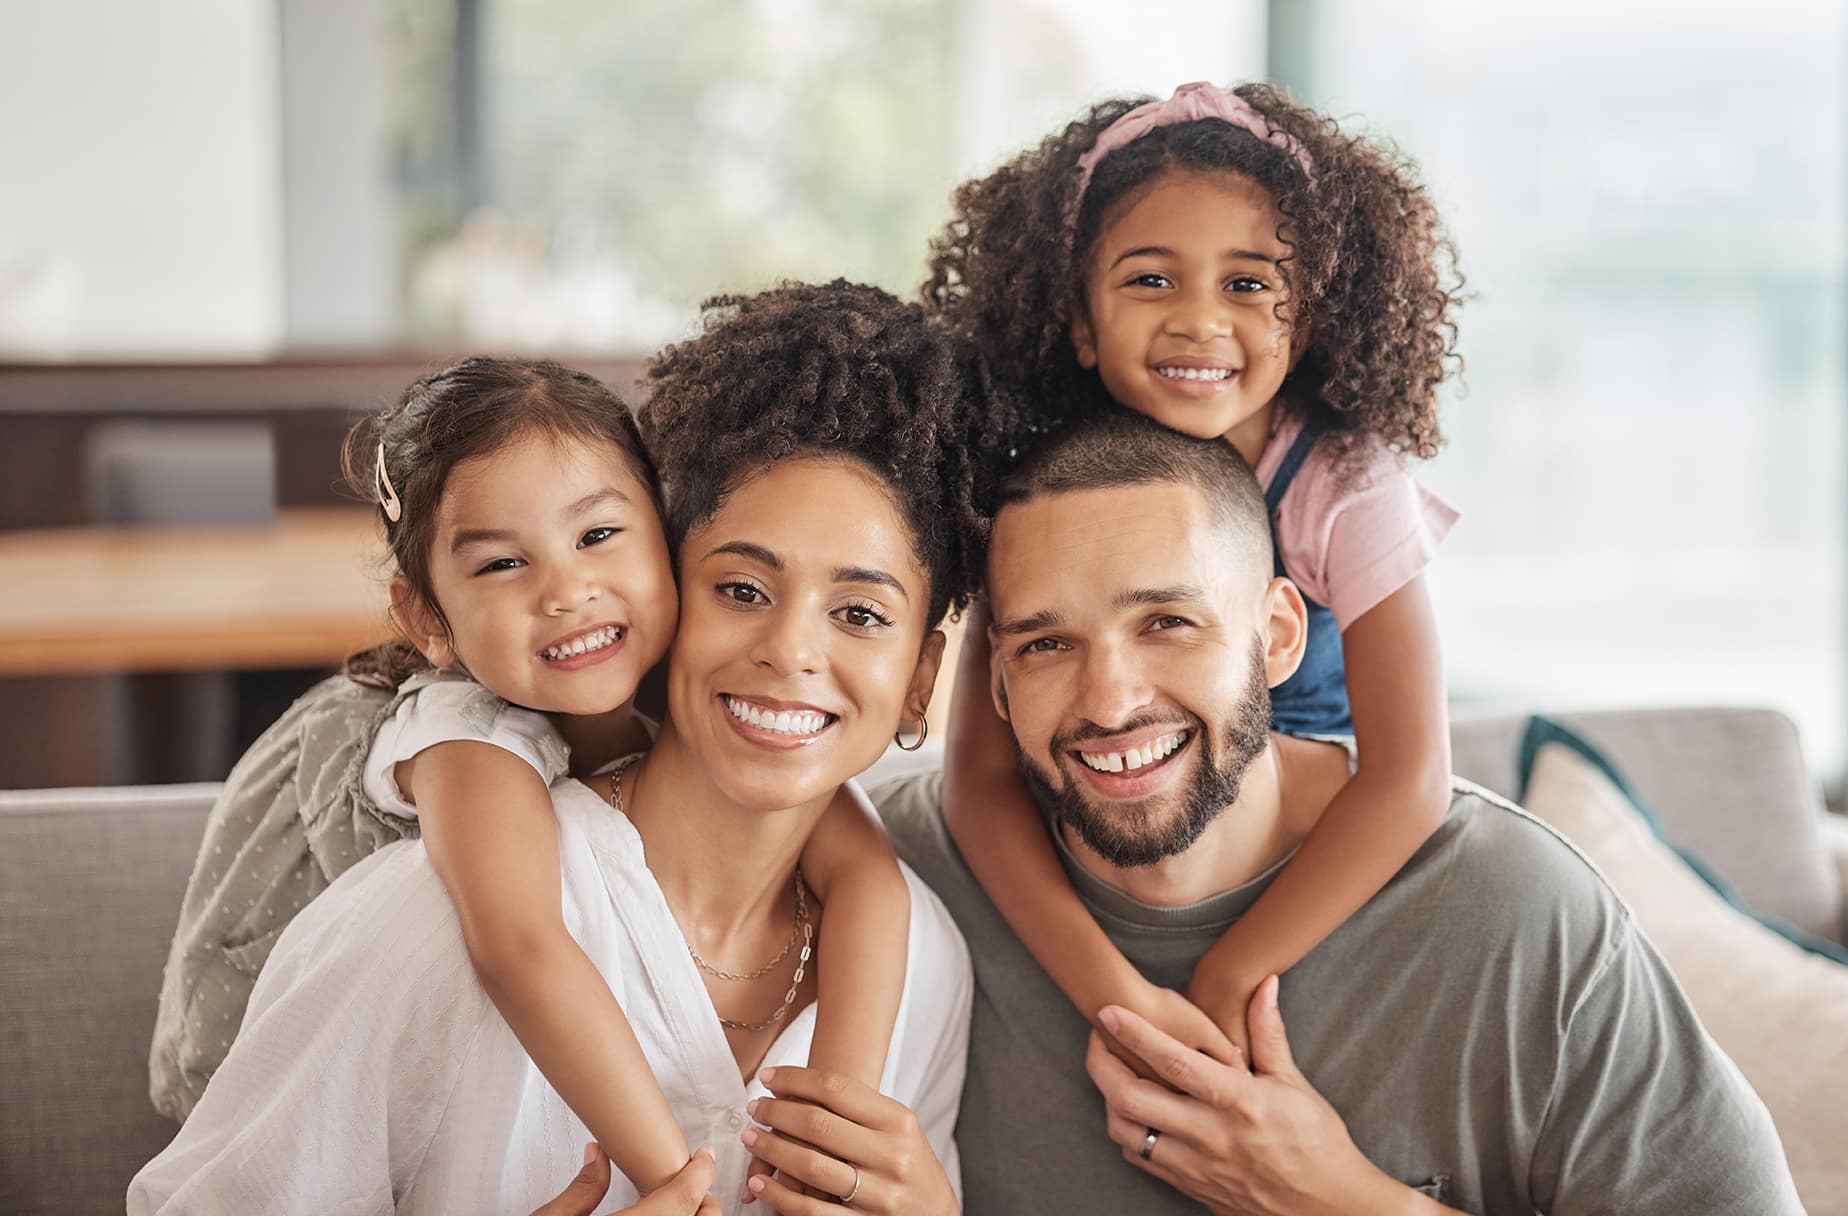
top-left (875, 412), bottom-right (1801, 1214)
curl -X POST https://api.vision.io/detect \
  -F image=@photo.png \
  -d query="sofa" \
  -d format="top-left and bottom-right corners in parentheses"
top-left (4, 706), bottom-right (1845, 1216)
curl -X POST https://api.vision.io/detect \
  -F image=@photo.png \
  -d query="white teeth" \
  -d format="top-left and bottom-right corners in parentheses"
top-left (1079, 730), bottom-right (1188, 773)
top-left (542, 625), bottom-right (620, 661)
top-left (1156, 366), bottom-right (1234, 382)
top-left (725, 696), bottom-right (831, 737)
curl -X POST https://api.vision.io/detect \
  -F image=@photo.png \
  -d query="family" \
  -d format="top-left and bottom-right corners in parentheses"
top-left (130, 83), bottom-right (1802, 1215)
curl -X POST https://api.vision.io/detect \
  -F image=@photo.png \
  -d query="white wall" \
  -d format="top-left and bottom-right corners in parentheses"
top-left (0, 0), bottom-right (285, 357)
top-left (950, 0), bottom-right (1268, 179)
top-left (279, 0), bottom-right (396, 348)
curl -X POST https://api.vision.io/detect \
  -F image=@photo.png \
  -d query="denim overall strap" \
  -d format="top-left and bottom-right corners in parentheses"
top-left (1263, 421), bottom-right (1353, 735)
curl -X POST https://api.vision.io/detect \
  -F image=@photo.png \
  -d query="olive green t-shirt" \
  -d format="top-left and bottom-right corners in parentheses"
top-left (873, 771), bottom-right (1802, 1216)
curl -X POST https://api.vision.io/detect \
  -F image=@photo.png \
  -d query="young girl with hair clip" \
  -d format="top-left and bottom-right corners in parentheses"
top-left (150, 356), bottom-right (915, 1202)
top-left (924, 81), bottom-right (1465, 1063)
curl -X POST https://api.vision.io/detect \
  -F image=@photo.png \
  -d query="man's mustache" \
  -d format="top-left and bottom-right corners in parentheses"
top-left (1051, 708), bottom-right (1201, 751)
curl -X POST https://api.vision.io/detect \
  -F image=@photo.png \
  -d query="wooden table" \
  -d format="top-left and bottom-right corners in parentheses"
top-left (0, 508), bottom-right (394, 675)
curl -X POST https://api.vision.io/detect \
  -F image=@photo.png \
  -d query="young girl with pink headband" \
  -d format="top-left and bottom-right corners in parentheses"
top-left (926, 81), bottom-right (1465, 1062)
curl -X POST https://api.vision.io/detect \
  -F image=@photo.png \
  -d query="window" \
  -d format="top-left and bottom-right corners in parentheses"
top-left (390, 0), bottom-right (1263, 347)
top-left (1275, 0), bottom-right (1848, 772)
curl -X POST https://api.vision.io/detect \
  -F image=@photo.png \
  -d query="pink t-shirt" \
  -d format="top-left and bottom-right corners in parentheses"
top-left (1251, 410), bottom-right (1458, 631)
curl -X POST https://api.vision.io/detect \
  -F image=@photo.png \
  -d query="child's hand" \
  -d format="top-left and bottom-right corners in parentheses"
top-left (1097, 980), bottom-right (1242, 1081)
top-left (533, 1143), bottom-right (720, 1216)
top-left (1183, 966), bottom-right (1262, 1067)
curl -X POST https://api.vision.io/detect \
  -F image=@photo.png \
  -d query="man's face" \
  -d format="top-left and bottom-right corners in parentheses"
top-left (987, 480), bottom-right (1298, 867)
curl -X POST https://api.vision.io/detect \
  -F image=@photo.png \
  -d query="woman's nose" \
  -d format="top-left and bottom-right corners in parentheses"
top-left (752, 607), bottom-right (824, 676)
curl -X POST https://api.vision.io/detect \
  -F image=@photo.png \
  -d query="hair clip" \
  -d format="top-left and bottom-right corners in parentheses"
top-left (375, 442), bottom-right (403, 523)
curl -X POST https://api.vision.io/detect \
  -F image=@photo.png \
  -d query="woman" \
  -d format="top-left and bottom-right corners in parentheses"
top-left (128, 282), bottom-right (992, 1215)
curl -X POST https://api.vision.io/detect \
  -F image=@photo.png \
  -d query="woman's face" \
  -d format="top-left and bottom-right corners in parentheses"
top-left (667, 455), bottom-right (944, 812)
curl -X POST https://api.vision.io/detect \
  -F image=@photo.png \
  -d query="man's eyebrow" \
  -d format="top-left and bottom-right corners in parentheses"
top-left (993, 608), bottom-right (1066, 638)
top-left (834, 565), bottom-right (910, 602)
top-left (1113, 585), bottom-right (1211, 612)
top-left (704, 540), bottom-right (782, 569)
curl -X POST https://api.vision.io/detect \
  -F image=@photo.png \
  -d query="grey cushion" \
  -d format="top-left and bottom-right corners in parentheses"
top-left (0, 785), bottom-right (211, 1216)
top-left (1450, 706), bottom-right (1842, 945)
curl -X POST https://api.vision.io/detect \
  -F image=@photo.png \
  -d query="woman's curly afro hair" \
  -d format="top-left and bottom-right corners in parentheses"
top-left (640, 279), bottom-right (1008, 629)
top-left (923, 81), bottom-right (1463, 461)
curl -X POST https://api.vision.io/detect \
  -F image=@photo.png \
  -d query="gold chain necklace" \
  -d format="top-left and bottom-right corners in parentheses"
top-left (605, 756), bottom-right (814, 1032)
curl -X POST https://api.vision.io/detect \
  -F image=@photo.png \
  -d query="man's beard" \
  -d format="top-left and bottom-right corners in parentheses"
top-left (1016, 636), bottom-right (1273, 869)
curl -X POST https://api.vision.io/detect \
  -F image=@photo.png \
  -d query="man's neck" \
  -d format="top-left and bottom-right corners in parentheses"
top-left (1059, 734), bottom-right (1352, 908)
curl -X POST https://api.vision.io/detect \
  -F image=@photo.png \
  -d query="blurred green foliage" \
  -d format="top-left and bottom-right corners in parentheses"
top-left (390, 0), bottom-right (959, 338)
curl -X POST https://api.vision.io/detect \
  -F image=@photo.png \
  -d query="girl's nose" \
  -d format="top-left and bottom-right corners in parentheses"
top-left (1166, 288), bottom-right (1233, 344)
top-left (542, 568), bottom-right (600, 616)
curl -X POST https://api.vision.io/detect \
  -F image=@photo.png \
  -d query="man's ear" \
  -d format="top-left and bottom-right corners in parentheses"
top-left (389, 577), bottom-right (457, 669)
top-left (1259, 576), bottom-right (1309, 690)
top-left (902, 628), bottom-right (949, 731)
top-left (1069, 306), bottom-right (1099, 370)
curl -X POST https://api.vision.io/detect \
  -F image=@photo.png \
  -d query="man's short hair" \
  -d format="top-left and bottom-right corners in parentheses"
top-left (994, 412), bottom-right (1273, 579)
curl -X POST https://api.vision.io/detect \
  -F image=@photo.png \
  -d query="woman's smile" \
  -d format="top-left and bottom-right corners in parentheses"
top-left (720, 693), bottom-right (839, 747)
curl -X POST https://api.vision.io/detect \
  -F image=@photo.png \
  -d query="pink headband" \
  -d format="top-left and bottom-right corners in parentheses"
top-left (1072, 81), bottom-right (1313, 211)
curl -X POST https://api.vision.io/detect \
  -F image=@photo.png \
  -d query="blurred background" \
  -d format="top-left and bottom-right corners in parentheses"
top-left (0, 0), bottom-right (1842, 793)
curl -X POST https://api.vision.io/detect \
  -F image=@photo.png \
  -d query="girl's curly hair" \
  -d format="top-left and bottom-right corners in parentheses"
top-left (639, 280), bottom-right (1008, 628)
top-left (923, 82), bottom-right (1462, 461)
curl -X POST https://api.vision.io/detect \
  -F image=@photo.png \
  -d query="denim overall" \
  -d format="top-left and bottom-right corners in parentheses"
top-left (1264, 423), bottom-right (1353, 736)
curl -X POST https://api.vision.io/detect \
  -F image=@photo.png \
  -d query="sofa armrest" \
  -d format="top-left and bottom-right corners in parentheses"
top-left (1825, 814), bottom-right (1848, 940)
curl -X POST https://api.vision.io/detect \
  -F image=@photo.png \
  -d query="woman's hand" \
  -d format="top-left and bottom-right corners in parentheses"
top-left (739, 1066), bottom-right (958, 1215)
top-left (530, 1144), bottom-right (720, 1216)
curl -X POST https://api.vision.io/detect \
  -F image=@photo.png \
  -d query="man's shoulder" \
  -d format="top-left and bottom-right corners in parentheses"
top-left (871, 771), bottom-right (1007, 925)
top-left (1397, 781), bottom-right (1635, 957)
top-left (870, 771), bottom-right (959, 876)
top-left (1434, 780), bottom-right (1621, 891)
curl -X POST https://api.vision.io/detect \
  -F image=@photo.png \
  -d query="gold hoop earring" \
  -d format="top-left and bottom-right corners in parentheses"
top-left (894, 717), bottom-right (929, 752)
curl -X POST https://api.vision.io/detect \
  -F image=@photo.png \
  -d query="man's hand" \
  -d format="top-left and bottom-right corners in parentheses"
top-left (1087, 976), bottom-right (1441, 1216)
top-left (530, 1144), bottom-right (721, 1216)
